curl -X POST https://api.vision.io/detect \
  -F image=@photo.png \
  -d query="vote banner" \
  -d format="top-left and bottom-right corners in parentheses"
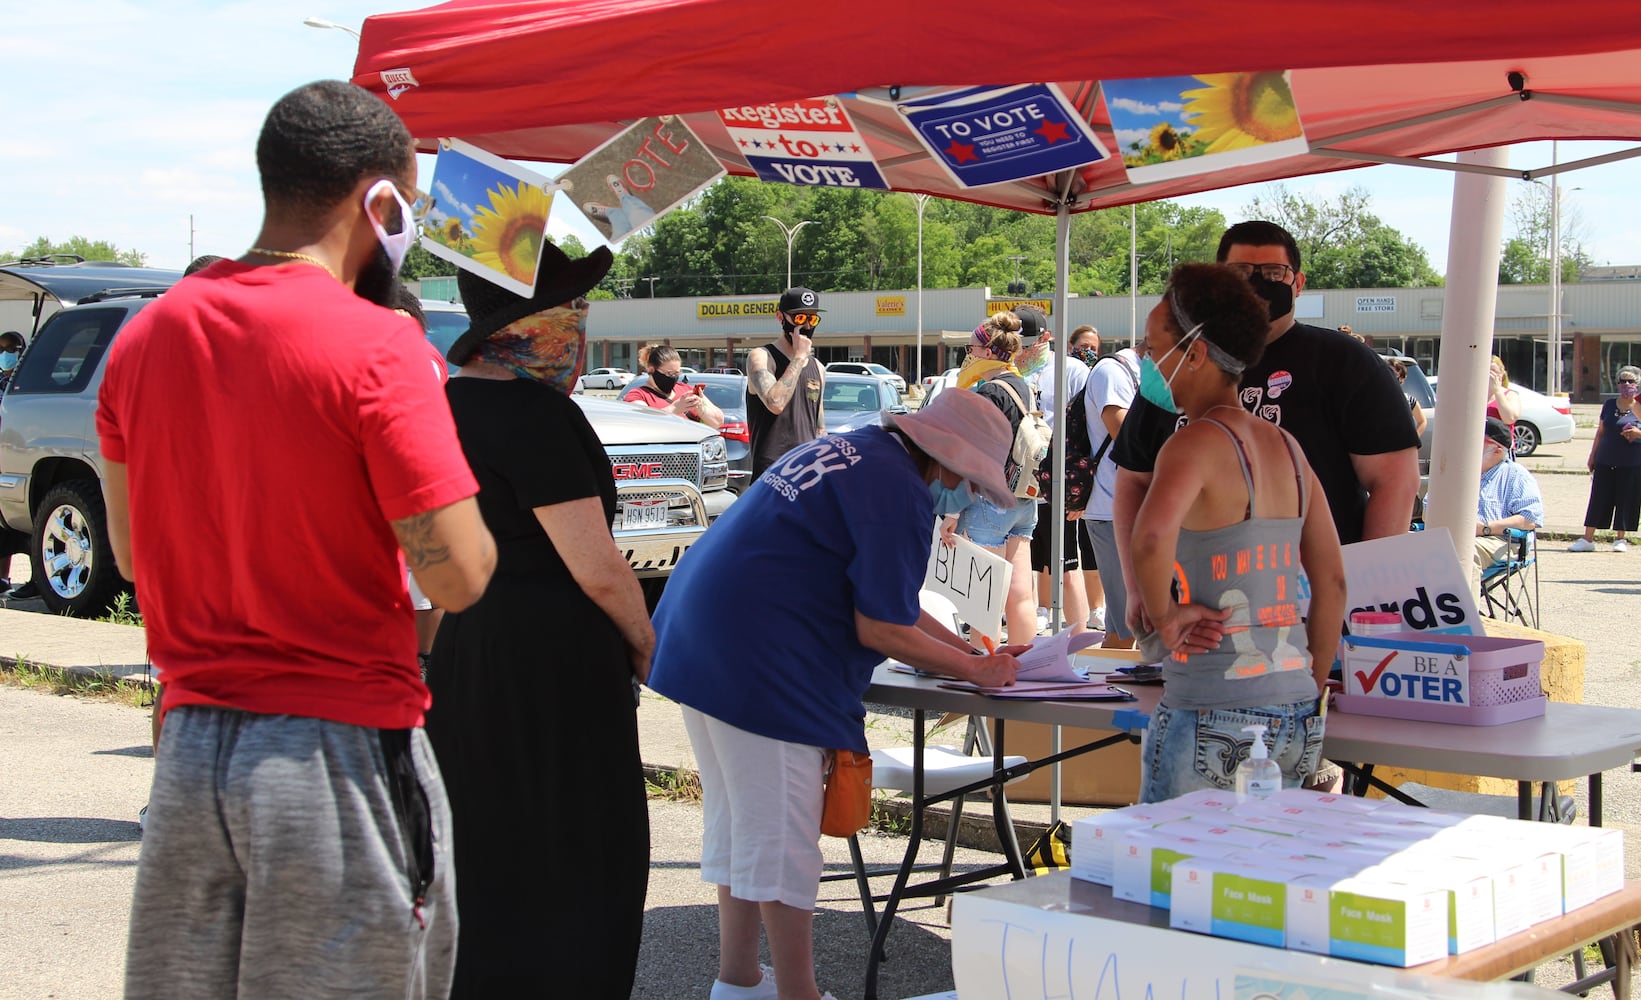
top-left (717, 99), bottom-right (887, 189)
top-left (559, 116), bottom-right (724, 243)
top-left (899, 83), bottom-right (1110, 189)
top-left (924, 530), bottom-right (1012, 643)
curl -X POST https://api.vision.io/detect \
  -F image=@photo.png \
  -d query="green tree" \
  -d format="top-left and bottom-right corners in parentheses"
top-left (1497, 183), bottom-right (1593, 284)
top-left (1240, 185), bottom-right (1441, 288)
top-left (400, 242), bottom-right (457, 280)
top-left (14, 235), bottom-right (146, 266)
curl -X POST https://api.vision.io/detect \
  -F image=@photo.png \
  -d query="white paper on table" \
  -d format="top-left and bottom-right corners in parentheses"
top-left (1012, 629), bottom-right (1106, 682)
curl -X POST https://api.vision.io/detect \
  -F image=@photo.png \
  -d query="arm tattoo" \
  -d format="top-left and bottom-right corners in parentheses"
top-left (763, 359), bottom-right (804, 411)
top-left (392, 511), bottom-right (451, 572)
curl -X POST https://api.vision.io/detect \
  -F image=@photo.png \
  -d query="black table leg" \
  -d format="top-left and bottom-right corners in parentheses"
top-left (991, 718), bottom-right (1027, 880)
top-left (1590, 771), bottom-right (1603, 827)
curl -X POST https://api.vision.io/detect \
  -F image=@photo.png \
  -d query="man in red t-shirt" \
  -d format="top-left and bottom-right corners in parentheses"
top-left (98, 81), bottom-right (495, 999)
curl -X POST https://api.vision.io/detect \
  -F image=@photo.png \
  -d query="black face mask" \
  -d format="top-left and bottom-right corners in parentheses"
top-left (354, 243), bottom-right (401, 309)
top-left (651, 370), bottom-right (679, 396)
top-left (1245, 273), bottom-right (1294, 322)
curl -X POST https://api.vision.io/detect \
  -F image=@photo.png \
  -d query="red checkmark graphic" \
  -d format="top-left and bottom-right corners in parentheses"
top-left (1353, 652), bottom-right (1397, 694)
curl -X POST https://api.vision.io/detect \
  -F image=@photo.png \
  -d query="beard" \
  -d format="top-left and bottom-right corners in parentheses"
top-left (354, 243), bottom-right (401, 309)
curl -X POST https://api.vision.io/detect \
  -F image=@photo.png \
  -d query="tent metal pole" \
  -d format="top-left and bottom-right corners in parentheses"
top-left (1428, 147), bottom-right (1510, 583)
top-left (1049, 193), bottom-right (1072, 825)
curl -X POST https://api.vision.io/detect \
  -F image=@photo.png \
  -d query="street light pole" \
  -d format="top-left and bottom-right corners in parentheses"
top-left (643, 276), bottom-right (659, 298)
top-left (302, 16), bottom-right (361, 38)
top-left (912, 193), bottom-right (930, 387)
top-left (761, 216), bottom-right (815, 289)
top-left (1548, 141), bottom-right (1562, 397)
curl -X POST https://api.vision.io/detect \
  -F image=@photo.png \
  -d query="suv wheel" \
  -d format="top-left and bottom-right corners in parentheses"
top-left (31, 481), bottom-right (125, 617)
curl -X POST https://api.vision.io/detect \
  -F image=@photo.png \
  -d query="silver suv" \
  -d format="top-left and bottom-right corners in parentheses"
top-left (0, 266), bottom-right (732, 616)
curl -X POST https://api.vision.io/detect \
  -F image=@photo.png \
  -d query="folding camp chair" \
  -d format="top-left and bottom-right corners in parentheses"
top-left (1479, 528), bottom-right (1539, 629)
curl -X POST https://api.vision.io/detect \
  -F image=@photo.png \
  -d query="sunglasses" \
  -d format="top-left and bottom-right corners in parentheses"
top-left (1225, 262), bottom-right (1297, 282)
top-left (786, 312), bottom-right (821, 328)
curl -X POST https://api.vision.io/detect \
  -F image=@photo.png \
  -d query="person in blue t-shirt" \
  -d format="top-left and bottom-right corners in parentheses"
top-left (648, 389), bottom-right (1022, 1000)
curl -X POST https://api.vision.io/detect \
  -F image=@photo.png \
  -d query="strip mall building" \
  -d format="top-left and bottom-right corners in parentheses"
top-left (417, 277), bottom-right (1641, 402)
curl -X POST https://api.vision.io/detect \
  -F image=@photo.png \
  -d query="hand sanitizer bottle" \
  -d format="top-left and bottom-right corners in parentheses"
top-left (1235, 724), bottom-right (1281, 800)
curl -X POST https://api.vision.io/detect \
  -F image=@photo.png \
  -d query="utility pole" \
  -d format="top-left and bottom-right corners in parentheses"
top-left (188, 214), bottom-right (196, 262)
top-left (642, 276), bottom-right (659, 297)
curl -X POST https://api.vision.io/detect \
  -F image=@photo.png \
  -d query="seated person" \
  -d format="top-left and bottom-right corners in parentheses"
top-left (1474, 416), bottom-right (1543, 567)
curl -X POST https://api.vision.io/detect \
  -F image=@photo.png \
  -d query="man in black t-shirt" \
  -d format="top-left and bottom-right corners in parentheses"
top-left (746, 287), bottom-right (826, 478)
top-left (1111, 221), bottom-right (1419, 633)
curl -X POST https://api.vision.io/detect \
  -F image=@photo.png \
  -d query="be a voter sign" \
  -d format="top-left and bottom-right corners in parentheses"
top-left (900, 84), bottom-right (1110, 189)
top-left (718, 99), bottom-right (887, 189)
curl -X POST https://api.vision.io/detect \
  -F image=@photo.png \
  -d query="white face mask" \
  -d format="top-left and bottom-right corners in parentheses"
top-left (364, 178), bottom-right (415, 276)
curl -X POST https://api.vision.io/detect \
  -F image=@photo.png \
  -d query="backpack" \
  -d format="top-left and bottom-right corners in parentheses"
top-left (1033, 354), bottom-right (1139, 512)
top-left (991, 378), bottom-right (1053, 501)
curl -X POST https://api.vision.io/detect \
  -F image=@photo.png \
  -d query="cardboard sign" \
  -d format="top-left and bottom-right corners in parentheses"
top-left (717, 98), bottom-right (887, 189)
top-left (420, 138), bottom-right (558, 297)
top-left (560, 116), bottom-right (724, 243)
top-left (1341, 529), bottom-right (1480, 636)
top-left (924, 530), bottom-right (1012, 642)
top-left (1102, 72), bottom-right (1309, 186)
top-left (900, 83), bottom-right (1110, 189)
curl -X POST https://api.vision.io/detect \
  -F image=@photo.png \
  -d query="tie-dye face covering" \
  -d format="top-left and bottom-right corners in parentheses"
top-left (476, 299), bottom-right (590, 393)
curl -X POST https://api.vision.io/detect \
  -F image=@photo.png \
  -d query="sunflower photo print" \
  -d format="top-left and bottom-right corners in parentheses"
top-left (1103, 71), bottom-right (1306, 184)
top-left (422, 138), bottom-right (558, 296)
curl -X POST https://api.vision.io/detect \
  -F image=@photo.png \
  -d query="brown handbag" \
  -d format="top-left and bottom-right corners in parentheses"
top-left (820, 749), bottom-right (874, 837)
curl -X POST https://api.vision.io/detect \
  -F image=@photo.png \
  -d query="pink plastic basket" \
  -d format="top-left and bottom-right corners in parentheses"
top-left (1336, 632), bottom-right (1546, 726)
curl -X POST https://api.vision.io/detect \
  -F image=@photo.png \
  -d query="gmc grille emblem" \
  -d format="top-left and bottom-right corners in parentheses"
top-left (611, 462), bottom-right (664, 480)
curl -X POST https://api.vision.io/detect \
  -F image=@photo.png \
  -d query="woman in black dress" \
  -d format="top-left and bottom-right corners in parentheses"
top-left (426, 245), bottom-right (653, 997)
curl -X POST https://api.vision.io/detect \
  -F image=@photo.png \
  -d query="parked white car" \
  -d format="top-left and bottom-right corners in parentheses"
top-left (578, 367), bottom-right (635, 391)
top-left (920, 366), bottom-right (961, 404)
top-left (1427, 375), bottom-right (1575, 456)
top-left (825, 361), bottom-right (906, 394)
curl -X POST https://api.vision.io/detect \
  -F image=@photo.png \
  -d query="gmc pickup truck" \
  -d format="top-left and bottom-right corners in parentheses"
top-left (0, 259), bottom-right (731, 616)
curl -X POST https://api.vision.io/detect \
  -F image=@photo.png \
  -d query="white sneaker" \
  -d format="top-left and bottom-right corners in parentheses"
top-left (1568, 537), bottom-right (1596, 552)
top-left (1614, 538), bottom-right (1630, 553)
top-left (1035, 607), bottom-right (1050, 632)
top-left (709, 965), bottom-right (777, 1000)
top-left (1088, 607), bottom-right (1107, 631)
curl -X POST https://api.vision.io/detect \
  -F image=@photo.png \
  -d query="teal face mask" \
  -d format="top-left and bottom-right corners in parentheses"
top-left (0, 351), bottom-right (17, 373)
top-left (929, 478), bottom-right (974, 516)
top-left (1137, 325), bottom-right (1200, 414)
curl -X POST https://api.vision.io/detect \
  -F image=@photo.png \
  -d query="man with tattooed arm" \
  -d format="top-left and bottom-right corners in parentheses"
top-left (746, 287), bottom-right (827, 478)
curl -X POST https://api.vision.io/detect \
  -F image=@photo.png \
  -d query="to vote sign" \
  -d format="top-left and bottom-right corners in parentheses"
top-left (901, 84), bottom-right (1110, 189)
top-left (718, 99), bottom-right (887, 189)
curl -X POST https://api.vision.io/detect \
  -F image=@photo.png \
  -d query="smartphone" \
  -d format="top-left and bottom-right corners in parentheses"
top-left (693, 383), bottom-right (706, 396)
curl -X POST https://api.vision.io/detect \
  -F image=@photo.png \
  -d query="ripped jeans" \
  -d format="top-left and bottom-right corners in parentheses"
top-left (1140, 699), bottom-right (1324, 803)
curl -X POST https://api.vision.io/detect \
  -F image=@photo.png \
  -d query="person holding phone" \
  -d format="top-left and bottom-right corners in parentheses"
top-left (630, 342), bottom-right (724, 428)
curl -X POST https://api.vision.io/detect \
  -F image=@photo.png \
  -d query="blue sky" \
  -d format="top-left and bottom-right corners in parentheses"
top-left (8, 2), bottom-right (1641, 274)
top-left (1104, 76), bottom-right (1195, 152)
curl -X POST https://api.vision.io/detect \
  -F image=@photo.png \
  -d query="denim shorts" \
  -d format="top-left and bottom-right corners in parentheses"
top-left (1140, 698), bottom-right (1324, 803)
top-left (957, 495), bottom-right (1039, 548)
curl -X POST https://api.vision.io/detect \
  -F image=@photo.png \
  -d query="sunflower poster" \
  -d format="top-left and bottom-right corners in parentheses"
top-left (421, 138), bottom-right (559, 297)
top-left (1102, 72), bottom-right (1308, 185)
top-left (559, 116), bottom-right (725, 244)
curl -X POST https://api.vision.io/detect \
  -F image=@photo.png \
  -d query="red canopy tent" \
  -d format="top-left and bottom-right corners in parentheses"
top-left (351, 0), bottom-right (1641, 214)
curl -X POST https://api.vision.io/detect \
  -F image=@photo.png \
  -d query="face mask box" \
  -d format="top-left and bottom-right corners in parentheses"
top-left (1360, 859), bottom-right (1496, 954)
top-left (1295, 876), bottom-right (1449, 967)
top-left (1070, 803), bottom-right (1194, 885)
top-left (1228, 798), bottom-right (1379, 834)
top-left (1163, 789), bottom-right (1243, 813)
top-left (1254, 839), bottom-right (1402, 875)
top-left (1512, 825), bottom-right (1625, 913)
top-left (1398, 839), bottom-right (1537, 938)
top-left (1170, 856), bottom-right (1317, 947)
top-left (1111, 826), bottom-right (1260, 908)
top-left (1266, 787), bottom-right (1389, 815)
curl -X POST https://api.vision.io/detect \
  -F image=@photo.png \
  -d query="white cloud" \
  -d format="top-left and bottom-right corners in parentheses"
top-left (1114, 128), bottom-right (1150, 150)
top-left (1159, 100), bottom-right (1184, 112)
top-left (1109, 97), bottom-right (1159, 116)
top-left (433, 181), bottom-right (477, 222)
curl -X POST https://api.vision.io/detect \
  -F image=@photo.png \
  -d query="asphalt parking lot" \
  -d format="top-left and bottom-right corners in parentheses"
top-left (3, 416), bottom-right (1639, 998)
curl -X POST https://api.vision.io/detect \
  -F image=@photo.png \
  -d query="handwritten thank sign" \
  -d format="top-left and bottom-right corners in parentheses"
top-left (924, 530), bottom-right (1011, 643)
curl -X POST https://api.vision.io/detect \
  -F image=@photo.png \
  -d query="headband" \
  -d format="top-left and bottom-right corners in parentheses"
top-left (1166, 289), bottom-right (1246, 376)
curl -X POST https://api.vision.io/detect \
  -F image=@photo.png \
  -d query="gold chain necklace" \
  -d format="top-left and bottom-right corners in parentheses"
top-left (246, 247), bottom-right (336, 280)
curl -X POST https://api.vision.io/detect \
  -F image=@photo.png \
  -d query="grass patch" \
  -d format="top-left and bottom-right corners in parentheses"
top-left (95, 592), bottom-right (144, 627)
top-left (644, 765), bottom-right (703, 802)
top-left (0, 653), bottom-right (154, 708)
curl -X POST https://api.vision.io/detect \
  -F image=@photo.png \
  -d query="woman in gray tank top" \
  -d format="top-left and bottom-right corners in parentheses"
top-left (1128, 265), bottom-right (1347, 802)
